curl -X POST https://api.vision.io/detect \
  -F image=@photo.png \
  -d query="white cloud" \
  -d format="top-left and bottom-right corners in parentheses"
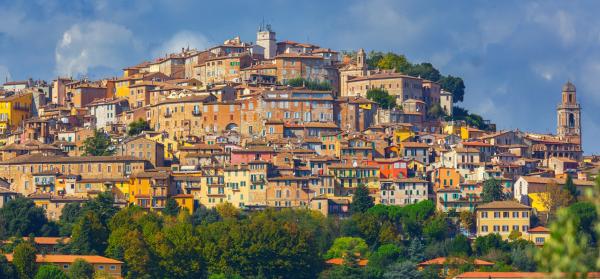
top-left (529, 8), bottom-right (576, 45)
top-left (55, 21), bottom-right (141, 77)
top-left (152, 31), bottom-right (211, 57)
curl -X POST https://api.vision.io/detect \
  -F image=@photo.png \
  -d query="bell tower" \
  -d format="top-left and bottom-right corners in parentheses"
top-left (557, 81), bottom-right (581, 143)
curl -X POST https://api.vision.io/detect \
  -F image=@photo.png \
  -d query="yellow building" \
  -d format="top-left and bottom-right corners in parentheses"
top-left (0, 92), bottom-right (33, 133)
top-left (393, 124), bottom-right (416, 144)
top-left (145, 133), bottom-right (180, 161)
top-left (461, 126), bottom-right (485, 140)
top-left (443, 122), bottom-right (462, 136)
top-left (223, 165), bottom-right (251, 208)
top-left (173, 194), bottom-right (195, 213)
top-left (475, 201), bottom-right (531, 240)
top-left (129, 171), bottom-right (171, 210)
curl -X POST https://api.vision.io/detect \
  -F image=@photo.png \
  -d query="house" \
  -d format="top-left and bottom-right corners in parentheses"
top-left (117, 136), bottom-right (165, 168)
top-left (380, 178), bottom-right (429, 206)
top-left (526, 226), bottom-right (550, 246)
top-left (5, 254), bottom-right (123, 278)
top-left (0, 187), bottom-right (18, 208)
top-left (399, 142), bottom-right (430, 164)
top-left (475, 201), bottom-right (531, 240)
top-left (418, 257), bottom-right (494, 278)
top-left (513, 176), bottom-right (595, 211)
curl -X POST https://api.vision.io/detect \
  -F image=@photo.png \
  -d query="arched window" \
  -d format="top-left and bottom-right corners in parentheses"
top-left (568, 113), bottom-right (575, 128)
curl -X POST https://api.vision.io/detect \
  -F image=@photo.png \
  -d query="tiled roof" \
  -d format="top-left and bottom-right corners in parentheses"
top-left (527, 226), bottom-right (550, 233)
top-left (5, 254), bottom-right (122, 265)
top-left (0, 154), bottom-right (145, 165)
top-left (418, 257), bottom-right (494, 266)
top-left (476, 200), bottom-right (531, 210)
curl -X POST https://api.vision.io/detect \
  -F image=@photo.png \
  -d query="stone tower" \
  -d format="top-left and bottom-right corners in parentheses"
top-left (357, 48), bottom-right (366, 69)
top-left (257, 23), bottom-right (276, 59)
top-left (557, 81), bottom-right (581, 143)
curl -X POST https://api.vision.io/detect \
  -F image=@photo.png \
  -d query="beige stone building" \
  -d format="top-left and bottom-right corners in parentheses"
top-left (346, 72), bottom-right (424, 103)
top-left (476, 201), bottom-right (531, 240)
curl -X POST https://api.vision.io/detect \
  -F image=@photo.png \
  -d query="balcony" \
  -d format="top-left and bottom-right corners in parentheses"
top-left (192, 110), bottom-right (202, 116)
top-left (163, 112), bottom-right (172, 118)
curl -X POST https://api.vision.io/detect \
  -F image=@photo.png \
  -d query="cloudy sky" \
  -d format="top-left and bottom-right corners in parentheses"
top-left (0, 0), bottom-right (599, 152)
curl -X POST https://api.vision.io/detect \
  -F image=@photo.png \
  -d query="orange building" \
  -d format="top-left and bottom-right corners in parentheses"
top-left (433, 167), bottom-right (461, 189)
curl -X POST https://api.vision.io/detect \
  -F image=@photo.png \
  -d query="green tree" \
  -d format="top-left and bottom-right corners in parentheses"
top-left (427, 103), bottom-right (446, 119)
top-left (376, 53), bottom-right (411, 73)
top-left (318, 264), bottom-right (366, 279)
top-left (407, 238), bottom-right (425, 262)
top-left (536, 208), bottom-right (589, 278)
top-left (284, 77), bottom-right (331, 91)
top-left (480, 178), bottom-right (505, 203)
top-left (215, 202), bottom-right (240, 219)
top-left (13, 242), bottom-right (37, 279)
top-left (83, 130), bottom-right (114, 156)
top-left (449, 235), bottom-right (471, 256)
top-left (162, 198), bottom-right (180, 217)
top-left (127, 119), bottom-right (151, 136)
top-left (439, 75), bottom-right (465, 103)
top-left (191, 207), bottom-right (221, 226)
top-left (367, 244), bottom-right (403, 275)
top-left (568, 201), bottom-right (598, 243)
top-left (423, 215), bottom-right (448, 241)
top-left (58, 203), bottom-right (82, 236)
top-left (366, 51), bottom-right (384, 69)
top-left (383, 261), bottom-right (422, 279)
top-left (511, 245), bottom-right (537, 272)
top-left (366, 88), bottom-right (396, 109)
top-left (67, 259), bottom-right (94, 279)
top-left (563, 174), bottom-right (578, 202)
top-left (473, 234), bottom-right (508, 256)
top-left (459, 211), bottom-right (475, 233)
top-left (405, 62), bottom-right (441, 81)
top-left (34, 265), bottom-right (67, 279)
top-left (324, 237), bottom-right (369, 260)
top-left (0, 197), bottom-right (50, 238)
top-left (0, 254), bottom-right (16, 279)
top-left (351, 185), bottom-right (374, 214)
top-left (68, 211), bottom-right (109, 255)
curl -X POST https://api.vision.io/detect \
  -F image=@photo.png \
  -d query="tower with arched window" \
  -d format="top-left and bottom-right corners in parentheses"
top-left (556, 81), bottom-right (581, 143)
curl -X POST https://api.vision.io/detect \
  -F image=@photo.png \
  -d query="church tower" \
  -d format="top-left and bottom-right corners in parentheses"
top-left (557, 81), bottom-right (581, 143)
top-left (257, 23), bottom-right (276, 59)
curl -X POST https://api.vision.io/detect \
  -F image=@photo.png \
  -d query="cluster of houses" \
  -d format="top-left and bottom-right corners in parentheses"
top-left (0, 25), bottom-right (596, 277)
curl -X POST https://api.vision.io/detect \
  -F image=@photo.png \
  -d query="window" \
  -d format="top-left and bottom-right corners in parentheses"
top-left (503, 212), bottom-right (509, 218)
top-left (98, 265), bottom-right (104, 270)
top-left (513, 225), bottom-right (519, 232)
top-left (522, 211), bottom-right (529, 218)
top-left (110, 265), bottom-right (116, 271)
top-left (535, 237), bottom-right (545, 244)
top-left (493, 212), bottom-right (500, 218)
top-left (502, 225), bottom-right (509, 232)
top-left (493, 225), bottom-right (499, 232)
top-left (481, 225), bottom-right (488, 232)
top-left (512, 212), bottom-right (519, 218)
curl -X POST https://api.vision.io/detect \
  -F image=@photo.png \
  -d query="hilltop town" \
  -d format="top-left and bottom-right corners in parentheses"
top-left (0, 25), bottom-right (598, 279)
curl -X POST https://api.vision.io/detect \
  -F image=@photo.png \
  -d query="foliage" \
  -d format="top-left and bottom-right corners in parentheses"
top-left (473, 234), bottom-right (508, 256)
top-left (366, 51), bottom-right (385, 69)
top-left (59, 203), bottom-right (82, 236)
top-left (351, 185), bottom-right (375, 214)
top-left (405, 62), bottom-right (441, 81)
top-left (0, 197), bottom-right (52, 238)
top-left (451, 106), bottom-right (489, 130)
top-left (34, 265), bottom-right (68, 279)
top-left (191, 207), bottom-right (221, 226)
top-left (162, 198), bottom-right (180, 217)
top-left (83, 130), bottom-right (114, 156)
top-left (324, 237), bottom-right (369, 260)
top-left (448, 235), bottom-right (471, 256)
top-left (67, 259), bottom-right (95, 279)
top-left (536, 208), bottom-right (590, 278)
top-left (366, 88), bottom-right (396, 109)
top-left (568, 201), bottom-right (598, 244)
top-left (427, 103), bottom-right (446, 119)
top-left (423, 215), bottom-right (449, 241)
top-left (563, 174), bottom-right (578, 202)
top-left (284, 77), bottom-right (332, 91)
top-left (376, 53), bottom-right (412, 73)
top-left (539, 180), bottom-right (572, 222)
top-left (459, 211), bottom-right (475, 233)
top-left (214, 202), bottom-right (240, 219)
top-left (480, 178), bottom-right (506, 203)
top-left (511, 244), bottom-right (537, 272)
top-left (367, 244), bottom-right (403, 274)
top-left (13, 242), bottom-right (37, 279)
top-left (439, 75), bottom-right (465, 103)
top-left (318, 264), bottom-right (367, 279)
top-left (383, 261), bottom-right (422, 279)
top-left (0, 254), bottom-right (16, 279)
top-left (68, 211), bottom-right (109, 255)
top-left (127, 119), bottom-right (151, 136)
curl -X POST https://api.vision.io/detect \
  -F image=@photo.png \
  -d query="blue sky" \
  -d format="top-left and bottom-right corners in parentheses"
top-left (1, 0), bottom-right (599, 153)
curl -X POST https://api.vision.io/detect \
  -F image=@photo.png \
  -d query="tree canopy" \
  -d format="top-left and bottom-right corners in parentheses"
top-left (0, 197), bottom-right (53, 238)
top-left (284, 77), bottom-right (332, 91)
top-left (366, 89), bottom-right (396, 109)
top-left (127, 119), bottom-right (152, 136)
top-left (480, 178), bottom-right (506, 203)
top-left (351, 185), bottom-right (375, 214)
top-left (83, 130), bottom-right (114, 156)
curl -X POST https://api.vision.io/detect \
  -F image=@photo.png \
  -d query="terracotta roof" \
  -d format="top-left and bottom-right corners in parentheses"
top-left (476, 201), bottom-right (531, 210)
top-left (527, 226), bottom-right (550, 233)
top-left (418, 257), bottom-right (494, 266)
top-left (519, 176), bottom-right (595, 186)
top-left (0, 154), bottom-right (145, 165)
top-left (401, 142), bottom-right (429, 148)
top-left (455, 272), bottom-right (600, 278)
top-left (5, 254), bottom-right (123, 264)
top-left (462, 141), bottom-right (493, 147)
top-left (325, 258), bottom-right (368, 267)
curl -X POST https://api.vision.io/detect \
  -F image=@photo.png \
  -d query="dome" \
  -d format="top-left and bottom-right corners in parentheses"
top-left (562, 81), bottom-right (576, 92)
